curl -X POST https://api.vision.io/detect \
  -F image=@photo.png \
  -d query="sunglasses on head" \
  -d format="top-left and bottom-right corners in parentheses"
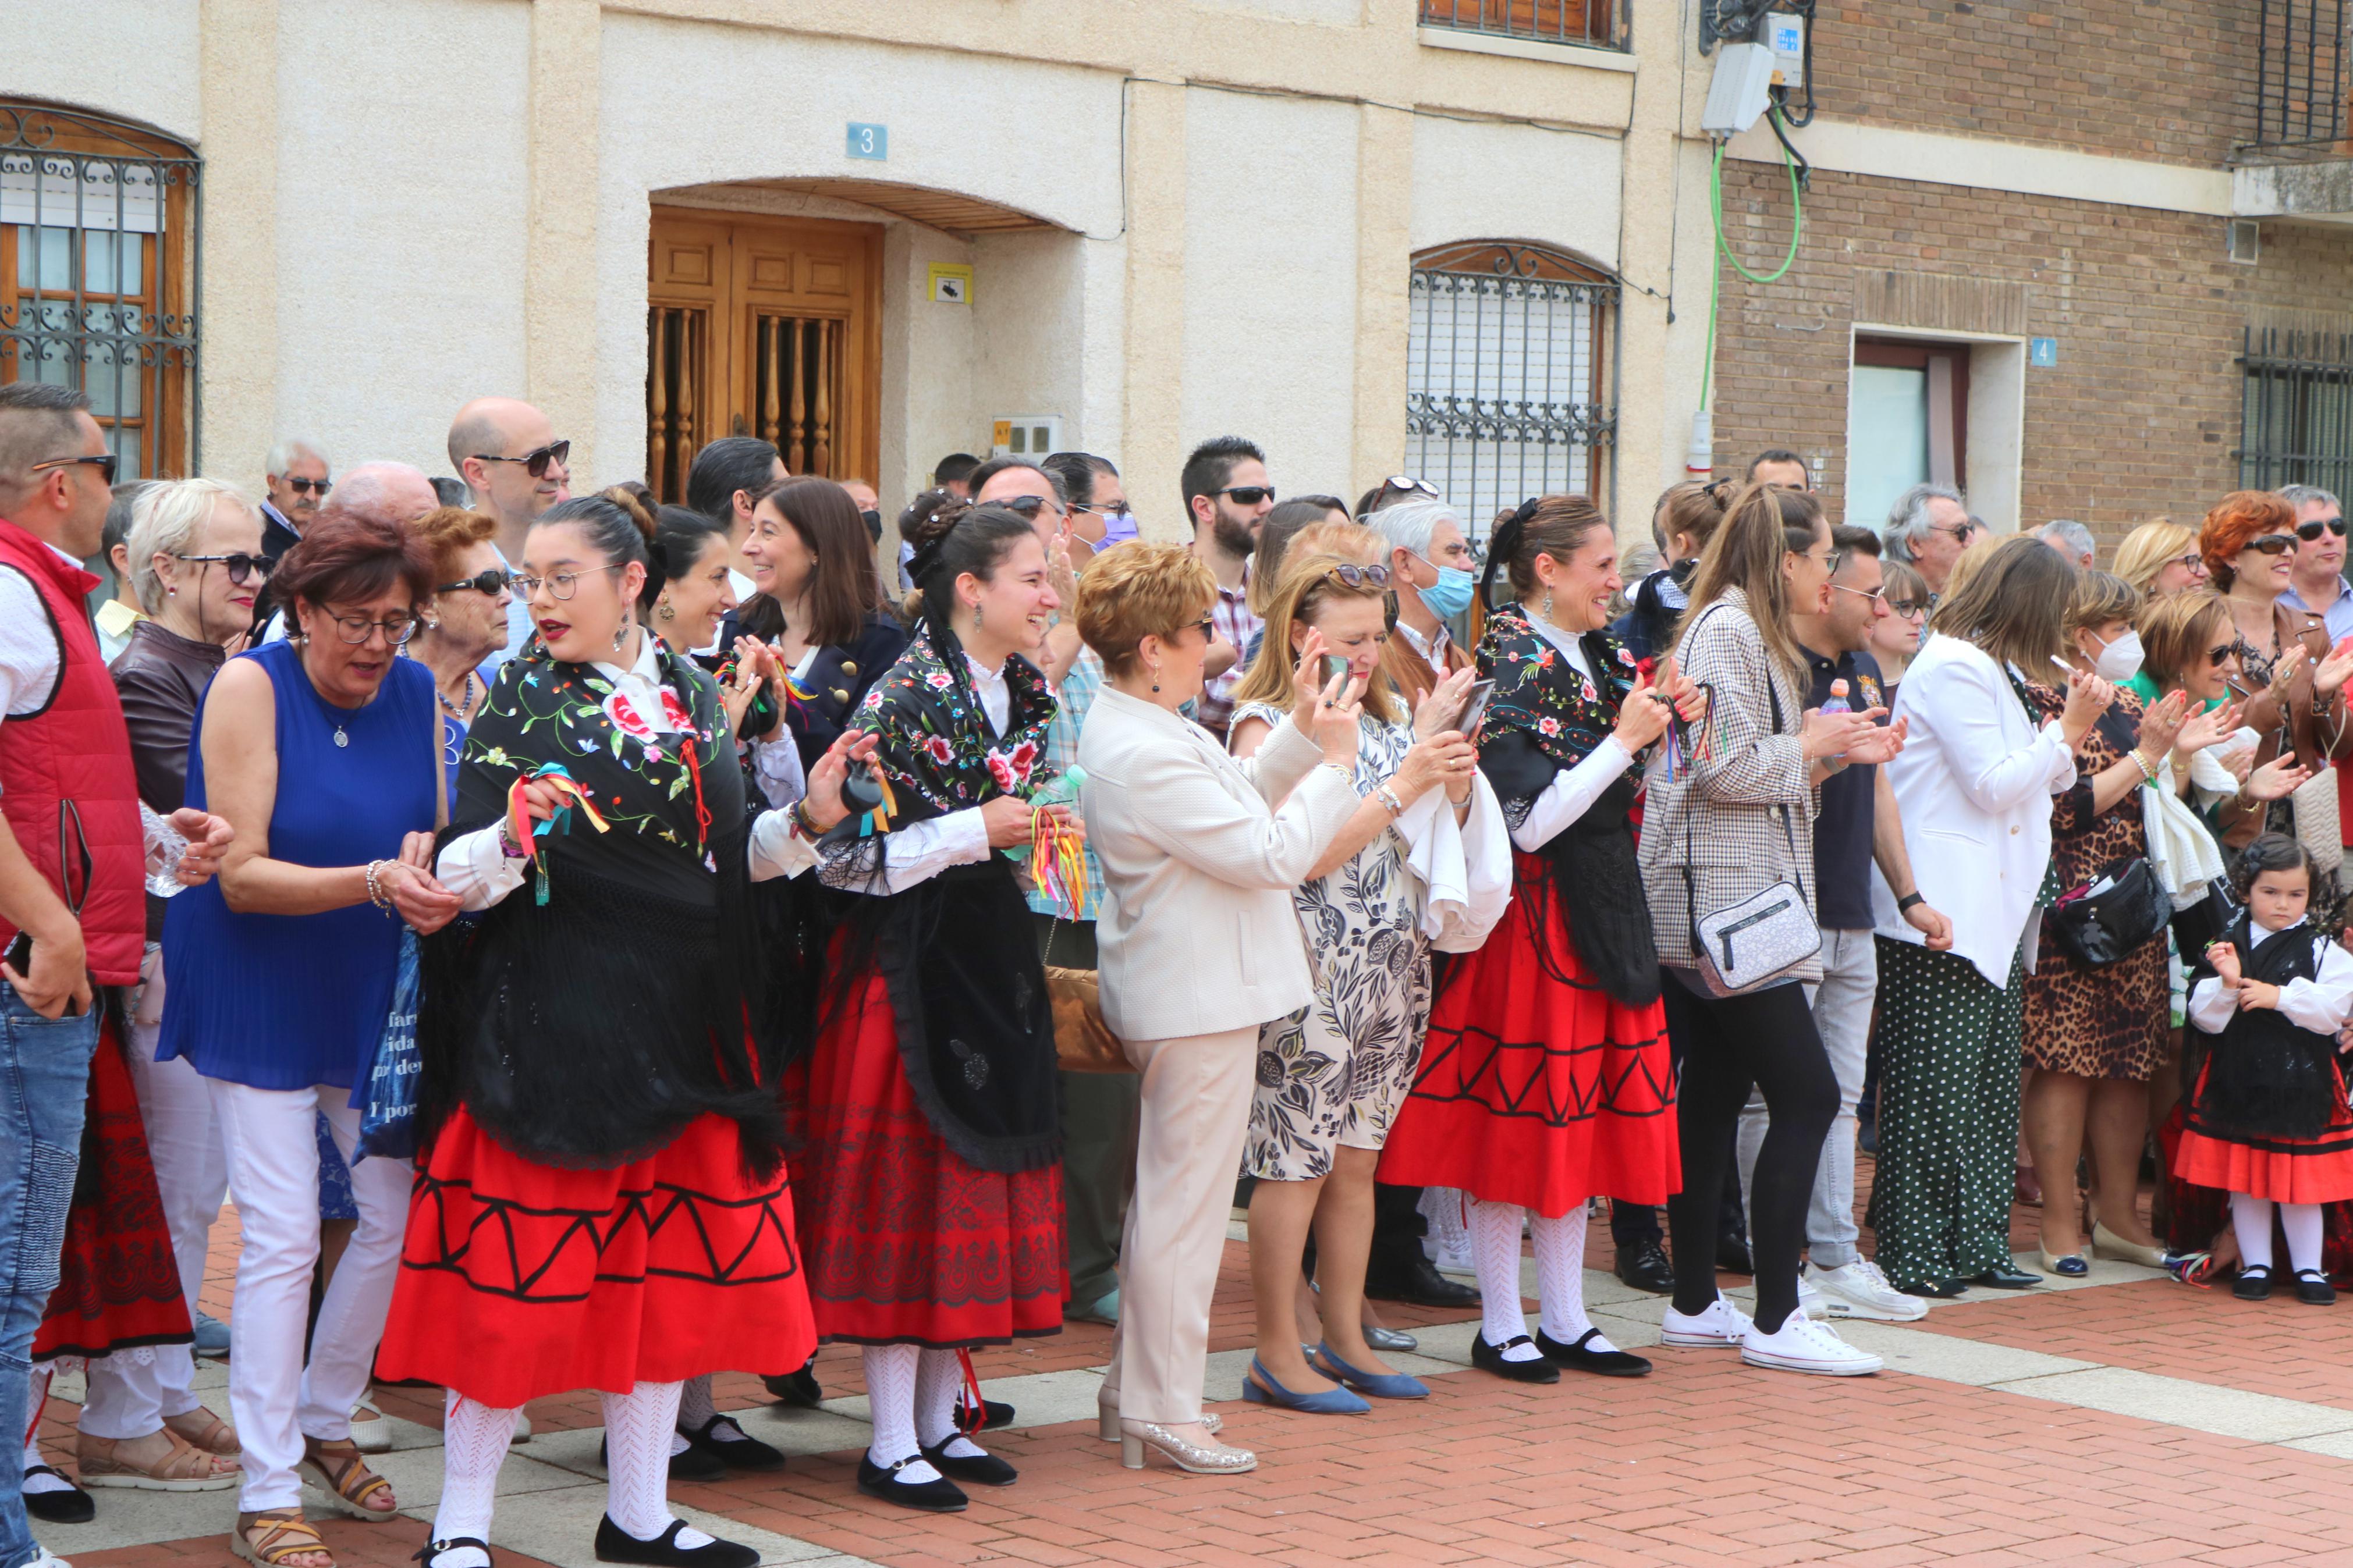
top-left (1214, 485), bottom-right (1277, 507)
top-left (438, 568), bottom-right (513, 596)
top-left (2298, 517), bottom-right (2348, 541)
top-left (175, 552), bottom-right (271, 586)
top-left (472, 439), bottom-right (570, 479)
top-left (2246, 534), bottom-right (2297, 556)
top-left (1323, 563), bottom-right (1391, 589)
top-left (1382, 475), bottom-right (1440, 497)
top-left (282, 476), bottom-right (332, 496)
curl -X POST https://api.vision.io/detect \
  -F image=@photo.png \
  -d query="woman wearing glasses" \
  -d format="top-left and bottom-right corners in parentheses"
top-left (407, 508), bottom-right (512, 809)
top-left (1223, 553), bottom-right (1500, 1413)
top-left (2114, 518), bottom-right (2209, 603)
top-left (158, 513), bottom-right (461, 1567)
top-left (1867, 559), bottom-right (1931, 704)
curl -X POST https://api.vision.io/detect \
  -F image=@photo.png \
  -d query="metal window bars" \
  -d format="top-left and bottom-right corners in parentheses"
top-left (2248, 0), bottom-right (2350, 153)
top-left (1406, 244), bottom-right (1618, 542)
top-left (2240, 321), bottom-right (2353, 497)
top-left (1416, 0), bottom-right (1621, 49)
top-left (0, 104), bottom-right (201, 478)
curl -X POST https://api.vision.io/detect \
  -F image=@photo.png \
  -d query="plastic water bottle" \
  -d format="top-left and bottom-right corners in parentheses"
top-left (1819, 678), bottom-right (1850, 762)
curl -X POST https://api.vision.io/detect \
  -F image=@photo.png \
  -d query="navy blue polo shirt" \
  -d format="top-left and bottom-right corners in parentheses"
top-left (1805, 644), bottom-right (1885, 931)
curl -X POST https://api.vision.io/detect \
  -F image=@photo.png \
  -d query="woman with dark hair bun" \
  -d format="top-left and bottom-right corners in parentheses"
top-left (159, 512), bottom-right (456, 1565)
top-left (790, 500), bottom-right (1076, 1513)
top-left (374, 486), bottom-right (880, 1568)
top-left (736, 476), bottom-right (908, 771)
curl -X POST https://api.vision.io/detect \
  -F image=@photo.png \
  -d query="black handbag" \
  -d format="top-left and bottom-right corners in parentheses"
top-left (2047, 856), bottom-right (2173, 967)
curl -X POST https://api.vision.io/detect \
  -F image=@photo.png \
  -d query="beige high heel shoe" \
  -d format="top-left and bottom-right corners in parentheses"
top-left (1096, 1390), bottom-right (1219, 1442)
top-left (1118, 1418), bottom-right (1255, 1474)
top-left (2091, 1220), bottom-right (2170, 1269)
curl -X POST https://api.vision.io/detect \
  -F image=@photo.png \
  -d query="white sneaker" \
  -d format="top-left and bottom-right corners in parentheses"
top-left (511, 1409), bottom-right (533, 1443)
top-left (1740, 1313), bottom-right (1883, 1376)
top-left (1660, 1294), bottom-right (1754, 1347)
top-left (27, 1548), bottom-right (72, 1568)
top-left (1797, 1279), bottom-right (1826, 1320)
top-left (1807, 1258), bottom-right (1929, 1322)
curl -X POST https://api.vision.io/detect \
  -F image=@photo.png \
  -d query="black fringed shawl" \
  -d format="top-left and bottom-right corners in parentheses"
top-left (818, 621), bottom-right (1063, 1174)
top-left (417, 637), bottom-right (796, 1179)
top-left (1465, 600), bottom-right (1660, 1008)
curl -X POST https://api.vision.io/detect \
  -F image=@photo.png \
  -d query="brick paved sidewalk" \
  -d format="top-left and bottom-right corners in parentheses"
top-left (34, 1172), bottom-right (2353, 1568)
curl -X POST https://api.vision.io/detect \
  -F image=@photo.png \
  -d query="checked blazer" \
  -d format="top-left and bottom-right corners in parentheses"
top-left (1637, 585), bottom-right (1824, 982)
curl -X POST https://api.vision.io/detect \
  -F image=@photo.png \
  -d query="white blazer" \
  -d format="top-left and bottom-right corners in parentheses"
top-left (1078, 685), bottom-right (1361, 1043)
top-left (1875, 632), bottom-right (2077, 986)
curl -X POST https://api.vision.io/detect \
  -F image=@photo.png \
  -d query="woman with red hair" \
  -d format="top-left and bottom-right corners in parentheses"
top-left (2199, 491), bottom-right (2353, 851)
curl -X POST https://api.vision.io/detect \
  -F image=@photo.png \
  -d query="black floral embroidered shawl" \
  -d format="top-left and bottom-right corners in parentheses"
top-left (1471, 600), bottom-right (1659, 1007)
top-left (827, 623), bottom-right (1063, 1173)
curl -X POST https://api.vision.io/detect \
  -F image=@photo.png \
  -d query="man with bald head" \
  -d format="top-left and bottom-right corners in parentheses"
top-left (448, 397), bottom-right (570, 566)
top-left (317, 461), bottom-right (438, 529)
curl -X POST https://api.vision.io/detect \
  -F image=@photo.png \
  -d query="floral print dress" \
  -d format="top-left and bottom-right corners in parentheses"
top-left (1235, 702), bottom-right (1429, 1182)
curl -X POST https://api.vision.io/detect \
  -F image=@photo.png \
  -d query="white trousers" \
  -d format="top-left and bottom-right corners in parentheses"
top-left (210, 1079), bottom-right (410, 1512)
top-left (79, 957), bottom-right (228, 1440)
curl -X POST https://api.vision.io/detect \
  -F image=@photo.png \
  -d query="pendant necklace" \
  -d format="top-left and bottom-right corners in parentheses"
top-left (436, 671), bottom-right (477, 721)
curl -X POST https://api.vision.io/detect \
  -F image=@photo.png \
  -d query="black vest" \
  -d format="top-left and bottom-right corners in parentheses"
top-left (2189, 915), bottom-right (2341, 1141)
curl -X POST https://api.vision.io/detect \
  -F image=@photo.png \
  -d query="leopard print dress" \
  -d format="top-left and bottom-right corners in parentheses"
top-left (2019, 682), bottom-right (2170, 1081)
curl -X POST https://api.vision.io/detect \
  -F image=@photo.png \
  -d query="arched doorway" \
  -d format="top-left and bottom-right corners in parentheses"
top-left (1, 100), bottom-right (200, 477)
top-left (1406, 240), bottom-right (1617, 538)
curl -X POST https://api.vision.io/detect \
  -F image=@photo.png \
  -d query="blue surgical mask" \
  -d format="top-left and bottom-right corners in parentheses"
top-left (1418, 564), bottom-right (1477, 620)
top-left (1096, 509), bottom-right (1140, 547)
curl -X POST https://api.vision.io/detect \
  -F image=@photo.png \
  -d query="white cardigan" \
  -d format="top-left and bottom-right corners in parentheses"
top-left (1078, 684), bottom-right (1361, 1043)
top-left (1875, 632), bottom-right (2077, 986)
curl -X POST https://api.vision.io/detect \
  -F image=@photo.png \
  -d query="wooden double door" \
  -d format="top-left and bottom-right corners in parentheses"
top-left (645, 208), bottom-right (882, 500)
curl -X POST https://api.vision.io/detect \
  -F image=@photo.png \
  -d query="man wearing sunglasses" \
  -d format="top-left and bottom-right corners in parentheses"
top-left (1882, 482), bottom-right (1976, 597)
top-left (0, 387), bottom-right (235, 1568)
top-left (2281, 485), bottom-right (2353, 648)
top-left (258, 438), bottom-right (332, 566)
top-left (1181, 435), bottom-right (1274, 738)
top-left (448, 396), bottom-right (572, 572)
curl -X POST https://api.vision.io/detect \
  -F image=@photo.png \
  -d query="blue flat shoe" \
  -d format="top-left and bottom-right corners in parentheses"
top-left (1310, 1342), bottom-right (1429, 1400)
top-left (1240, 1357), bottom-right (1370, 1414)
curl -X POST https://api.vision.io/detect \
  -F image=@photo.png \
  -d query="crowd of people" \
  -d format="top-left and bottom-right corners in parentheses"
top-left (4, 375), bottom-right (2352, 1568)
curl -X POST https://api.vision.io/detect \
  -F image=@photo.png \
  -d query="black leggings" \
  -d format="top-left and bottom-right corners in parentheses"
top-left (1662, 977), bottom-right (1839, 1334)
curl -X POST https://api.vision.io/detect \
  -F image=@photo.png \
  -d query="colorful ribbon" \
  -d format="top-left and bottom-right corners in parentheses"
top-left (1030, 803), bottom-right (1089, 915)
top-left (507, 765), bottom-right (611, 905)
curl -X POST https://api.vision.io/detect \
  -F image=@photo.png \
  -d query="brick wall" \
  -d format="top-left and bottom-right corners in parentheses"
top-left (1809, 0), bottom-right (2266, 165)
top-left (1706, 161), bottom-right (2353, 546)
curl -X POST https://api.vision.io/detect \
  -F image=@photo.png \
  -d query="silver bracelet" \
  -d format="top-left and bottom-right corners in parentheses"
top-left (1375, 784), bottom-right (1405, 816)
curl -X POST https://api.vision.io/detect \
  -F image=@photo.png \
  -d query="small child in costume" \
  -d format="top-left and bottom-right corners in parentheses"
top-left (2181, 834), bottom-right (2353, 1304)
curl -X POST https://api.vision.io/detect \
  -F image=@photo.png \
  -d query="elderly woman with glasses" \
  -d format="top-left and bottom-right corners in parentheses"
top-left (158, 513), bottom-right (462, 1567)
top-left (405, 507), bottom-right (512, 809)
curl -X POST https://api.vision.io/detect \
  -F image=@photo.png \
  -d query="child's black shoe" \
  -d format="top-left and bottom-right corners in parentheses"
top-left (2234, 1264), bottom-right (2276, 1300)
top-left (2294, 1268), bottom-right (2337, 1305)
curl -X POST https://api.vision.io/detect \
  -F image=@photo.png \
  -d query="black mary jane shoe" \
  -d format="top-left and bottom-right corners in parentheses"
top-left (953, 1393), bottom-right (1015, 1432)
top-left (416, 1537), bottom-right (494, 1568)
top-left (2234, 1263), bottom-right (2277, 1301)
top-left (593, 1516), bottom-right (758, 1568)
top-left (1968, 1264), bottom-right (2043, 1290)
top-left (1613, 1238), bottom-right (1677, 1296)
top-left (23, 1465), bottom-right (93, 1524)
top-left (1471, 1332), bottom-right (1561, 1384)
top-left (2295, 1268), bottom-right (2337, 1306)
top-left (919, 1437), bottom-right (1018, 1487)
top-left (856, 1453), bottom-right (970, 1512)
top-left (1534, 1326), bottom-right (1653, 1378)
top-left (761, 1363), bottom-right (824, 1409)
top-left (598, 1434), bottom-right (725, 1482)
top-left (680, 1414), bottom-right (786, 1472)
top-left (1365, 1254), bottom-right (1481, 1309)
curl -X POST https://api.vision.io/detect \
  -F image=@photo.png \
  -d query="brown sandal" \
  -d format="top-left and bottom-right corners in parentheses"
top-left (232, 1509), bottom-right (335, 1568)
top-left (164, 1405), bottom-right (242, 1456)
top-left (77, 1430), bottom-right (240, 1491)
top-left (299, 1436), bottom-right (396, 1520)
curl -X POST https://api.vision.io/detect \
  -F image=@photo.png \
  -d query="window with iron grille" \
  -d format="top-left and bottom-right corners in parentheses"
top-left (2241, 321), bottom-right (2353, 498)
top-left (1, 102), bottom-right (200, 478)
top-left (1406, 241), bottom-right (1617, 541)
top-left (1418, 0), bottom-right (1621, 49)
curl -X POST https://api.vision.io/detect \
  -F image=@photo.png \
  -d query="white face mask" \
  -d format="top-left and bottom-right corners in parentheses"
top-left (2090, 628), bottom-right (2145, 683)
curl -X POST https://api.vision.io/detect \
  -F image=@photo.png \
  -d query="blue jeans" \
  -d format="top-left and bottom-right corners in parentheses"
top-left (0, 987), bottom-right (98, 1568)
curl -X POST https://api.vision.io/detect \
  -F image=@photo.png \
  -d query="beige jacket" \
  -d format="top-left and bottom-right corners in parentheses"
top-left (1078, 684), bottom-right (1361, 1043)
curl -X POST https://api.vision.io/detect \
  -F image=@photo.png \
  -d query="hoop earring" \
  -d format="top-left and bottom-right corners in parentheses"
top-left (656, 600), bottom-right (676, 622)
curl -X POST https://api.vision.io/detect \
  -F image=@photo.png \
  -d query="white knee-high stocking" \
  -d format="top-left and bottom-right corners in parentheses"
top-left (1530, 1206), bottom-right (1621, 1353)
top-left (914, 1348), bottom-right (988, 1460)
top-left (1467, 1197), bottom-right (1542, 1361)
top-left (432, 1392), bottom-right (517, 1565)
top-left (20, 1367), bottom-right (69, 1499)
top-left (862, 1344), bottom-right (941, 1482)
top-left (2282, 1201), bottom-right (2325, 1274)
top-left (2233, 1192), bottom-right (2276, 1270)
top-left (602, 1381), bottom-right (712, 1548)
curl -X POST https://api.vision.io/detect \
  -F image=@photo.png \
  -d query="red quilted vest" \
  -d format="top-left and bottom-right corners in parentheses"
top-left (0, 517), bottom-right (144, 985)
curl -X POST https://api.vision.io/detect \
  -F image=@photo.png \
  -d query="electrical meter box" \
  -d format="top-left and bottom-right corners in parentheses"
top-left (1701, 42), bottom-right (1775, 135)
top-left (1763, 10), bottom-right (1806, 88)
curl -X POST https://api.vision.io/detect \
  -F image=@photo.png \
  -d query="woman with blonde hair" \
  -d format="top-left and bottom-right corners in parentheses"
top-left (1077, 543), bottom-right (1364, 1473)
top-left (2114, 518), bottom-right (2208, 599)
top-left (1225, 554), bottom-right (1500, 1412)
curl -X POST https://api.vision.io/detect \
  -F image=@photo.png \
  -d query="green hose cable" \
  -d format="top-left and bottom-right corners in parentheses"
top-left (1700, 105), bottom-right (1804, 414)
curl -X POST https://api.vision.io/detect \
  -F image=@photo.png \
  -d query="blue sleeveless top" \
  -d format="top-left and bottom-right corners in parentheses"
top-left (159, 640), bottom-right (438, 1094)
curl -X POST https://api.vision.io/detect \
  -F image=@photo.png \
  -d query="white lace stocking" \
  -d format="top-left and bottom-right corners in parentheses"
top-left (914, 1348), bottom-right (986, 1460)
top-left (601, 1381), bottom-right (712, 1548)
top-left (1531, 1206), bottom-right (1617, 1352)
top-left (862, 1345), bottom-right (940, 1481)
top-left (20, 1367), bottom-right (68, 1496)
top-left (430, 1392), bottom-right (515, 1566)
top-left (1467, 1197), bottom-right (1542, 1360)
top-left (2233, 1192), bottom-right (2276, 1270)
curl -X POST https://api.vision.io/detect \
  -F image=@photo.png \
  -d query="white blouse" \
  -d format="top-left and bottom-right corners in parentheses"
top-left (1510, 615), bottom-right (1637, 854)
top-left (2187, 916), bottom-right (2353, 1040)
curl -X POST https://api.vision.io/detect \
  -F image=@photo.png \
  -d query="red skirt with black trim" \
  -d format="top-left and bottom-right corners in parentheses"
top-left (1379, 852), bottom-right (1680, 1217)
top-left (376, 1107), bottom-right (815, 1409)
top-left (788, 963), bottom-right (1064, 1348)
top-left (34, 1012), bottom-right (192, 1364)
top-left (2177, 1059), bottom-right (2353, 1205)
